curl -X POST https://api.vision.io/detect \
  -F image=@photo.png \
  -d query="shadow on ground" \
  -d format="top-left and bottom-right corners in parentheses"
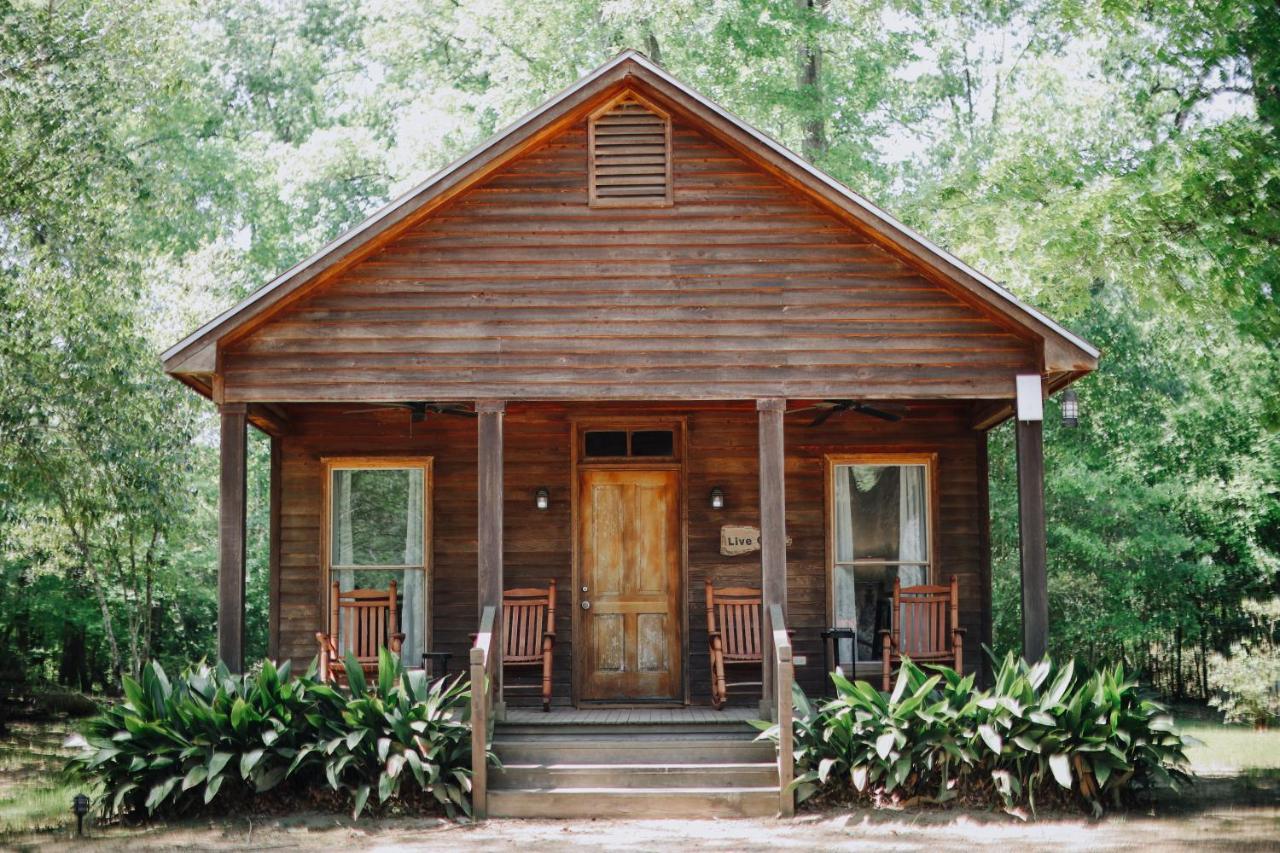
top-left (6, 772), bottom-right (1278, 853)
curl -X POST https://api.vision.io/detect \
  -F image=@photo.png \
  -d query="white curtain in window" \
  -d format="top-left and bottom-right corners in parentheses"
top-left (833, 468), bottom-right (856, 666)
top-left (400, 470), bottom-right (424, 665)
top-left (335, 471), bottom-right (355, 592)
top-left (898, 466), bottom-right (927, 588)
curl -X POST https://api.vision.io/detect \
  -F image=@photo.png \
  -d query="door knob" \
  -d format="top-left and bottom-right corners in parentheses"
top-left (581, 601), bottom-right (591, 610)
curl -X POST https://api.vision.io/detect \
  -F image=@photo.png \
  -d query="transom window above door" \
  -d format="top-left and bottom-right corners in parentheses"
top-left (828, 455), bottom-right (934, 668)
top-left (582, 428), bottom-right (676, 459)
top-left (325, 458), bottom-right (431, 665)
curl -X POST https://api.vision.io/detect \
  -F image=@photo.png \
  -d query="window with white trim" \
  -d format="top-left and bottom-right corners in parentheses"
top-left (830, 459), bottom-right (932, 666)
top-left (326, 461), bottom-right (429, 665)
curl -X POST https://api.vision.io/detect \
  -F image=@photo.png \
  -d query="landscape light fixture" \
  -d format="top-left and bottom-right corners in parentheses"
top-left (73, 793), bottom-right (90, 836)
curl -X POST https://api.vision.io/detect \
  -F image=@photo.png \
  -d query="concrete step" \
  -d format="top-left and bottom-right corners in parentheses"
top-left (486, 786), bottom-right (781, 819)
top-left (492, 736), bottom-right (776, 765)
top-left (491, 761), bottom-right (779, 789)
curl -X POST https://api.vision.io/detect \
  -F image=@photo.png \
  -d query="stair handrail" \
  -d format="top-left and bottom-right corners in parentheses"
top-left (470, 604), bottom-right (497, 820)
top-left (769, 603), bottom-right (795, 817)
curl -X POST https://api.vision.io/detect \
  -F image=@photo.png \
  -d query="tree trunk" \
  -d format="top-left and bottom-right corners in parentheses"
top-left (58, 621), bottom-right (89, 691)
top-left (796, 0), bottom-right (829, 162)
top-left (1174, 626), bottom-right (1183, 699)
top-left (1199, 628), bottom-right (1209, 699)
top-left (644, 26), bottom-right (662, 65)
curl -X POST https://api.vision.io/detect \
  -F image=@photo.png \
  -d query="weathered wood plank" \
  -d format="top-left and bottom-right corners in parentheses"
top-left (219, 404), bottom-right (248, 673)
top-left (223, 118), bottom-right (1036, 403)
top-left (757, 399), bottom-right (787, 715)
top-left (1016, 417), bottom-right (1048, 661)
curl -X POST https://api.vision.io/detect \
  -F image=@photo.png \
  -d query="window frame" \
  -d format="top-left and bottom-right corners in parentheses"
top-left (824, 452), bottom-right (939, 672)
top-left (320, 456), bottom-right (433, 655)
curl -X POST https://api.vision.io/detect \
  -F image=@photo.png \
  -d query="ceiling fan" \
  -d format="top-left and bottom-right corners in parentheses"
top-left (341, 401), bottom-right (477, 433)
top-left (786, 399), bottom-right (905, 427)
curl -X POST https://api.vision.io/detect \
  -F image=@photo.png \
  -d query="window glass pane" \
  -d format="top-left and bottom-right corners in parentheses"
top-left (584, 430), bottom-right (627, 457)
top-left (333, 568), bottom-right (426, 665)
top-left (630, 430), bottom-right (674, 456)
top-left (832, 464), bottom-right (928, 562)
top-left (331, 468), bottom-right (424, 566)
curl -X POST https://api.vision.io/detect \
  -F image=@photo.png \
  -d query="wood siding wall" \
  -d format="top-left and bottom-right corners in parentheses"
top-left (275, 402), bottom-right (989, 705)
top-left (225, 117), bottom-right (1036, 403)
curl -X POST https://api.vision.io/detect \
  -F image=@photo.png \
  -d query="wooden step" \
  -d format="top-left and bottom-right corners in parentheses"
top-left (494, 720), bottom-right (757, 738)
top-left (486, 786), bottom-right (781, 819)
top-left (492, 761), bottom-right (779, 789)
top-left (492, 736), bottom-right (776, 765)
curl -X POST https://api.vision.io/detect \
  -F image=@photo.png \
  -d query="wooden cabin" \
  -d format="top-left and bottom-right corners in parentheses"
top-left (163, 52), bottom-right (1097, 818)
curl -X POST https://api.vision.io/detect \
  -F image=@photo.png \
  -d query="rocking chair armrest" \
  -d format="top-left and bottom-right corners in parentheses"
top-left (390, 633), bottom-right (406, 654)
top-left (315, 632), bottom-right (338, 655)
top-left (878, 629), bottom-right (898, 651)
top-left (542, 629), bottom-right (556, 642)
top-left (951, 627), bottom-right (968, 636)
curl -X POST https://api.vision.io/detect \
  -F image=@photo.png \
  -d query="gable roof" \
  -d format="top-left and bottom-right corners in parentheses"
top-left (163, 50), bottom-right (1098, 385)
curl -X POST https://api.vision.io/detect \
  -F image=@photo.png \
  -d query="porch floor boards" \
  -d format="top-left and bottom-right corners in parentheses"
top-left (501, 706), bottom-right (758, 725)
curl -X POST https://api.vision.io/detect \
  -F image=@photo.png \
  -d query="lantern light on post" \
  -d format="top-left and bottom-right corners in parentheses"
top-left (534, 486), bottom-right (550, 511)
top-left (72, 792), bottom-right (90, 836)
top-left (709, 486), bottom-right (725, 509)
top-left (1061, 389), bottom-right (1079, 428)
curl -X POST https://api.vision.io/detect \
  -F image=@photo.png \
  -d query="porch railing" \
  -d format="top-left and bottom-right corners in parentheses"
top-left (470, 604), bottom-right (497, 820)
top-left (770, 603), bottom-right (795, 817)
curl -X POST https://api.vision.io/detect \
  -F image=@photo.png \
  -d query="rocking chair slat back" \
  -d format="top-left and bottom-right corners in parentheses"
top-left (316, 581), bottom-right (404, 685)
top-left (488, 580), bottom-right (556, 710)
top-left (894, 582), bottom-right (956, 657)
top-left (880, 575), bottom-right (964, 689)
top-left (705, 581), bottom-right (765, 708)
top-left (503, 584), bottom-right (556, 663)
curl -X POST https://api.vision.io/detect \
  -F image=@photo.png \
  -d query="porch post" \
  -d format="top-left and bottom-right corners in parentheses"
top-left (476, 400), bottom-right (505, 714)
top-left (218, 403), bottom-right (248, 673)
top-left (267, 435), bottom-right (282, 661)
top-left (1016, 398), bottom-right (1049, 662)
top-left (757, 398), bottom-right (787, 718)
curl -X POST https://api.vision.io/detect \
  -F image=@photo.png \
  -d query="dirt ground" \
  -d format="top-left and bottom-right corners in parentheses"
top-left (6, 774), bottom-right (1277, 853)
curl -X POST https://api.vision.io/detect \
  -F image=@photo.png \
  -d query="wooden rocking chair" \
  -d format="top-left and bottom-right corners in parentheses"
top-left (706, 580), bottom-right (765, 710)
top-left (315, 580), bottom-right (404, 686)
top-left (497, 580), bottom-right (556, 711)
top-left (878, 575), bottom-right (964, 690)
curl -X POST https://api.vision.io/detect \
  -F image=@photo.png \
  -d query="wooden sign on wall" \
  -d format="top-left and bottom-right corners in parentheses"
top-left (720, 525), bottom-right (792, 556)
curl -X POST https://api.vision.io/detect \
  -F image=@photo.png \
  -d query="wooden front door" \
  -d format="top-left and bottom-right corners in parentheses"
top-left (577, 468), bottom-right (682, 702)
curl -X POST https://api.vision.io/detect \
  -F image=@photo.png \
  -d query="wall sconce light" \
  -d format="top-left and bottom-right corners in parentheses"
top-left (709, 486), bottom-right (725, 509)
top-left (535, 486), bottom-right (550, 510)
top-left (1061, 389), bottom-right (1079, 428)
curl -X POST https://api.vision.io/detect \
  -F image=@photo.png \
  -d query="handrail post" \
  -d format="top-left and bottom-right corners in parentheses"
top-left (770, 603), bottom-right (794, 817)
top-left (470, 604), bottom-right (496, 820)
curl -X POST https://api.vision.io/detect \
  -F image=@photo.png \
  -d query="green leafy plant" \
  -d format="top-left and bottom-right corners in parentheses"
top-left (68, 658), bottom-right (334, 817)
top-left (755, 654), bottom-right (1194, 817)
top-left (298, 648), bottom-right (486, 819)
top-left (68, 652), bottom-right (491, 821)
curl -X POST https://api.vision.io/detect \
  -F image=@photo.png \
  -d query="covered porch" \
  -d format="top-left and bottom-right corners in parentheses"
top-left (210, 394), bottom-right (1053, 707)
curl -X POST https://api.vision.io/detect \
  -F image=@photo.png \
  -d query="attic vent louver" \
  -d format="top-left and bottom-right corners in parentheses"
top-left (588, 92), bottom-right (672, 207)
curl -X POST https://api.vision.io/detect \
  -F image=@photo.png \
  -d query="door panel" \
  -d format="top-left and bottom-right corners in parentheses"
top-left (579, 468), bottom-right (681, 702)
